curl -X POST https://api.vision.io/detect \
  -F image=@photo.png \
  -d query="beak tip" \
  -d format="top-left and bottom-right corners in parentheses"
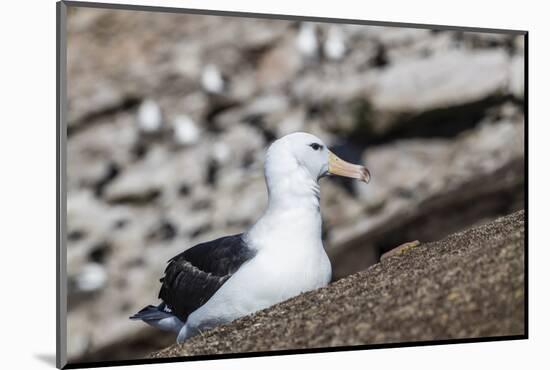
top-left (362, 168), bottom-right (371, 184)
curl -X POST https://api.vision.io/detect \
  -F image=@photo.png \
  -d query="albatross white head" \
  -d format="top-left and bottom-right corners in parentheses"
top-left (244, 132), bottom-right (370, 292)
top-left (263, 132), bottom-right (370, 209)
top-left (247, 132), bottom-right (370, 253)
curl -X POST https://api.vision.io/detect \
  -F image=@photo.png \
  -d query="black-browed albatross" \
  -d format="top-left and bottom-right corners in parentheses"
top-left (130, 132), bottom-right (370, 343)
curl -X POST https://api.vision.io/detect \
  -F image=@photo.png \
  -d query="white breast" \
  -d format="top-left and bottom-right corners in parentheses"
top-left (187, 207), bottom-right (331, 330)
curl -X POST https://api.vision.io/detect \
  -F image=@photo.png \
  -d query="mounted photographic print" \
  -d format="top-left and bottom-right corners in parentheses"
top-left (57, 1), bottom-right (527, 368)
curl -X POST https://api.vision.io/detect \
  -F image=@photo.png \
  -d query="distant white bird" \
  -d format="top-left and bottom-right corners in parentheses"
top-left (211, 141), bottom-right (231, 164)
top-left (75, 263), bottom-right (107, 292)
top-left (172, 115), bottom-right (201, 145)
top-left (324, 26), bottom-right (347, 61)
top-left (137, 99), bottom-right (162, 133)
top-left (296, 23), bottom-right (318, 58)
top-left (131, 132), bottom-right (370, 343)
top-left (201, 64), bottom-right (224, 94)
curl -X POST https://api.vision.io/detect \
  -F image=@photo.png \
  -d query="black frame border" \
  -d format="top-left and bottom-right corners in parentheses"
top-left (57, 1), bottom-right (529, 369)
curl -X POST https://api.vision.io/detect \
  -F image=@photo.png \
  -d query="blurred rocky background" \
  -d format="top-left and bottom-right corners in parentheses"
top-left (65, 6), bottom-right (525, 363)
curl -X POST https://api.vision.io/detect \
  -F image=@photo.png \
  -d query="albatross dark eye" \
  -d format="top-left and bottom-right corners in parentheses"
top-left (309, 143), bottom-right (323, 151)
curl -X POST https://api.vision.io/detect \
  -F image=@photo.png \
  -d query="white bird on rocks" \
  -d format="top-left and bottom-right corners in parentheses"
top-left (137, 99), bottom-right (162, 133)
top-left (172, 114), bottom-right (201, 146)
top-left (201, 64), bottom-right (225, 94)
top-left (130, 132), bottom-right (371, 343)
top-left (296, 23), bottom-right (319, 59)
top-left (75, 263), bottom-right (107, 293)
top-left (324, 26), bottom-right (347, 61)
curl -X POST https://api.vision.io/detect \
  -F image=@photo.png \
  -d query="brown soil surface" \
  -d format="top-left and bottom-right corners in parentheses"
top-left (152, 210), bottom-right (525, 358)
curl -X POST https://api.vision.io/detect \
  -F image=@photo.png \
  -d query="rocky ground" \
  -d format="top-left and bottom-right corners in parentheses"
top-left (151, 210), bottom-right (525, 358)
top-left (65, 6), bottom-right (525, 362)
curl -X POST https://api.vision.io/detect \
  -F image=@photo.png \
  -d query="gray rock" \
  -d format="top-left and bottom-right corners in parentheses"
top-left (257, 35), bottom-right (304, 90)
top-left (329, 116), bottom-right (524, 278)
top-left (509, 55), bottom-right (525, 99)
top-left (368, 49), bottom-right (511, 134)
top-left (103, 145), bottom-right (207, 204)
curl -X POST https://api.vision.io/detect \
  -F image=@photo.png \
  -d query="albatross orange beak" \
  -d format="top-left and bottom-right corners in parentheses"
top-left (328, 150), bottom-right (371, 183)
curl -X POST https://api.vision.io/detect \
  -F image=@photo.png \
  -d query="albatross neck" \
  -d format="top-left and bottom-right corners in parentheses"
top-left (265, 169), bottom-right (321, 213)
top-left (245, 169), bottom-right (323, 252)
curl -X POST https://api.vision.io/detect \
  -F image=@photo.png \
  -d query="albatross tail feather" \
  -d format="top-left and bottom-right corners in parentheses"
top-left (130, 304), bottom-right (184, 333)
top-left (130, 305), bottom-right (169, 320)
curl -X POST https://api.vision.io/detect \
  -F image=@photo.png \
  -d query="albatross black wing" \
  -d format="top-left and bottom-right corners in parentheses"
top-left (158, 233), bottom-right (255, 323)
